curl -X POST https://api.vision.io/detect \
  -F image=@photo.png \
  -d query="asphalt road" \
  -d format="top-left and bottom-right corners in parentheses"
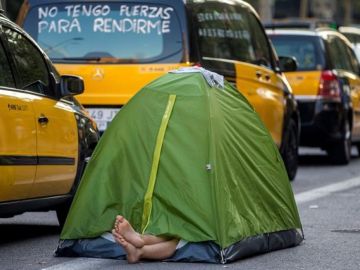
top-left (1, 147), bottom-right (360, 270)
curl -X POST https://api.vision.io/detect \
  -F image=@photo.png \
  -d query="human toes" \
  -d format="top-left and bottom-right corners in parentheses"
top-left (116, 215), bottom-right (124, 223)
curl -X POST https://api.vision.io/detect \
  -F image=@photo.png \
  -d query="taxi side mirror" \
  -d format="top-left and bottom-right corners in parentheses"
top-left (60, 75), bottom-right (84, 96)
top-left (279, 56), bottom-right (298, 72)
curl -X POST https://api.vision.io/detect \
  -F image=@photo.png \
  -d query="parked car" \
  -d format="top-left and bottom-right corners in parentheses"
top-left (17, 0), bottom-right (300, 180)
top-left (0, 7), bottom-right (99, 226)
top-left (338, 26), bottom-right (360, 62)
top-left (267, 27), bottom-right (360, 164)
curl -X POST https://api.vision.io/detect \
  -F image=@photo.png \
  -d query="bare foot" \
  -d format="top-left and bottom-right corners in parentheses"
top-left (115, 216), bottom-right (144, 248)
top-left (112, 228), bottom-right (124, 245)
top-left (114, 215), bottom-right (124, 232)
top-left (114, 215), bottom-right (124, 225)
top-left (112, 229), bottom-right (141, 263)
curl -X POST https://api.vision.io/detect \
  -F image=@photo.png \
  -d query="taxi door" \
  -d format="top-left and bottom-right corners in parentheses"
top-left (0, 37), bottom-right (36, 202)
top-left (345, 71), bottom-right (360, 139)
top-left (32, 98), bottom-right (78, 197)
top-left (3, 26), bottom-right (78, 198)
top-left (0, 90), bottom-right (37, 201)
top-left (235, 63), bottom-right (285, 146)
top-left (344, 45), bottom-right (360, 140)
top-left (193, 2), bottom-right (285, 146)
top-left (234, 12), bottom-right (285, 146)
top-left (332, 35), bottom-right (360, 140)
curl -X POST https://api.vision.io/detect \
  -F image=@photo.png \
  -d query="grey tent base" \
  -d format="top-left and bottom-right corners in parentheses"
top-left (55, 229), bottom-right (303, 264)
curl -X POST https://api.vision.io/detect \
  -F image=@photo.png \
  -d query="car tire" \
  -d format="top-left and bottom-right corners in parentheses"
top-left (281, 119), bottom-right (299, 181)
top-left (328, 120), bottom-right (351, 165)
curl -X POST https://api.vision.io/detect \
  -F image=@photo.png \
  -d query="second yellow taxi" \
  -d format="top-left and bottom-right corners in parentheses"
top-left (268, 27), bottom-right (360, 164)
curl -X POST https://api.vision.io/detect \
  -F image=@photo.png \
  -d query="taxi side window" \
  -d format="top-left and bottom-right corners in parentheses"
top-left (247, 14), bottom-right (272, 69)
top-left (328, 36), bottom-right (353, 72)
top-left (3, 27), bottom-right (49, 94)
top-left (344, 44), bottom-right (360, 75)
top-left (194, 4), bottom-right (256, 63)
top-left (336, 39), bottom-right (355, 72)
top-left (0, 41), bottom-right (15, 87)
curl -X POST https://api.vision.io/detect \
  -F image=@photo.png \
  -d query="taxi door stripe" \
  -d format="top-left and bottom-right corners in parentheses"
top-left (38, 157), bottom-right (75, 165)
top-left (0, 156), bottom-right (37, 165)
top-left (0, 155), bottom-right (75, 166)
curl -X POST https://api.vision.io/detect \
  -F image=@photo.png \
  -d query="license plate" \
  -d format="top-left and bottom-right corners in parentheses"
top-left (87, 108), bottom-right (121, 131)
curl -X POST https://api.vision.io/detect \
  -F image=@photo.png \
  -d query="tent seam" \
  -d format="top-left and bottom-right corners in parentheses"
top-left (141, 94), bottom-right (177, 233)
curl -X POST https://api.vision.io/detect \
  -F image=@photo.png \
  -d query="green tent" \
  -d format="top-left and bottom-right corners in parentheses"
top-left (58, 68), bottom-right (302, 263)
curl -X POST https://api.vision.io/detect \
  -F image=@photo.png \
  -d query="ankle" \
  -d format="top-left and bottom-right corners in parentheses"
top-left (127, 247), bottom-right (143, 263)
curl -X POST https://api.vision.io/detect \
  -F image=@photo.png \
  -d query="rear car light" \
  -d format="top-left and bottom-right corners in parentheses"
top-left (318, 70), bottom-right (341, 101)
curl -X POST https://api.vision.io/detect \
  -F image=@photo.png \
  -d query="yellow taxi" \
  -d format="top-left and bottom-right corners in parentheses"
top-left (18, 0), bottom-right (300, 180)
top-left (0, 9), bottom-right (99, 225)
top-left (268, 28), bottom-right (360, 164)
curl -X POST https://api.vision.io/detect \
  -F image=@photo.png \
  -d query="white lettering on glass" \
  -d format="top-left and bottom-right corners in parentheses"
top-left (38, 4), bottom-right (173, 35)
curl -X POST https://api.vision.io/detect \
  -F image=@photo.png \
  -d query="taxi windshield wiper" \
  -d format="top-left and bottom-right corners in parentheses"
top-left (52, 57), bottom-right (102, 62)
top-left (52, 57), bottom-right (142, 64)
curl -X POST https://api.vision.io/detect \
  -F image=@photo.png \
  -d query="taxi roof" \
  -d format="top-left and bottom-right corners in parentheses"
top-left (266, 27), bottom-right (339, 37)
top-left (338, 26), bottom-right (360, 35)
top-left (266, 28), bottom-right (354, 48)
top-left (266, 28), bottom-right (319, 36)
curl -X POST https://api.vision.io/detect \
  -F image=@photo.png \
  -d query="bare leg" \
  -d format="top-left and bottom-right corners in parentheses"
top-left (112, 229), bottom-right (141, 263)
top-left (141, 234), bottom-right (171, 245)
top-left (139, 239), bottom-right (179, 260)
top-left (114, 215), bottom-right (170, 247)
top-left (113, 229), bottom-right (179, 263)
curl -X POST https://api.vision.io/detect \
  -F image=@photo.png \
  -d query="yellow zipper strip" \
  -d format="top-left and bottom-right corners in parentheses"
top-left (141, 94), bottom-right (177, 233)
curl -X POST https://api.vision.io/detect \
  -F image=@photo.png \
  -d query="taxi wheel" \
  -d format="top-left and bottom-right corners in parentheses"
top-left (281, 119), bottom-right (298, 181)
top-left (328, 120), bottom-right (351, 165)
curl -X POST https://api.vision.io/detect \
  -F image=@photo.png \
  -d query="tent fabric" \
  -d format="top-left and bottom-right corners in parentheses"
top-left (55, 229), bottom-right (302, 263)
top-left (58, 69), bottom-right (302, 262)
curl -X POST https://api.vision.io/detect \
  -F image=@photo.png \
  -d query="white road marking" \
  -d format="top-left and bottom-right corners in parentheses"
top-left (295, 176), bottom-right (360, 204)
top-left (41, 258), bottom-right (120, 270)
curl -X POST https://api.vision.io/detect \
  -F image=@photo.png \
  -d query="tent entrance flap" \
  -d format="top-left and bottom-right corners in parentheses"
top-left (141, 94), bottom-right (177, 233)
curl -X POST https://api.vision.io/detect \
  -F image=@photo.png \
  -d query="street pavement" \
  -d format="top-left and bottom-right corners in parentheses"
top-left (1, 147), bottom-right (360, 270)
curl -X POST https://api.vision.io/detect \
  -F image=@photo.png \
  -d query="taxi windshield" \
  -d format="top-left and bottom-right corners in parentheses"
top-left (270, 35), bottom-right (325, 71)
top-left (23, 2), bottom-right (184, 63)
